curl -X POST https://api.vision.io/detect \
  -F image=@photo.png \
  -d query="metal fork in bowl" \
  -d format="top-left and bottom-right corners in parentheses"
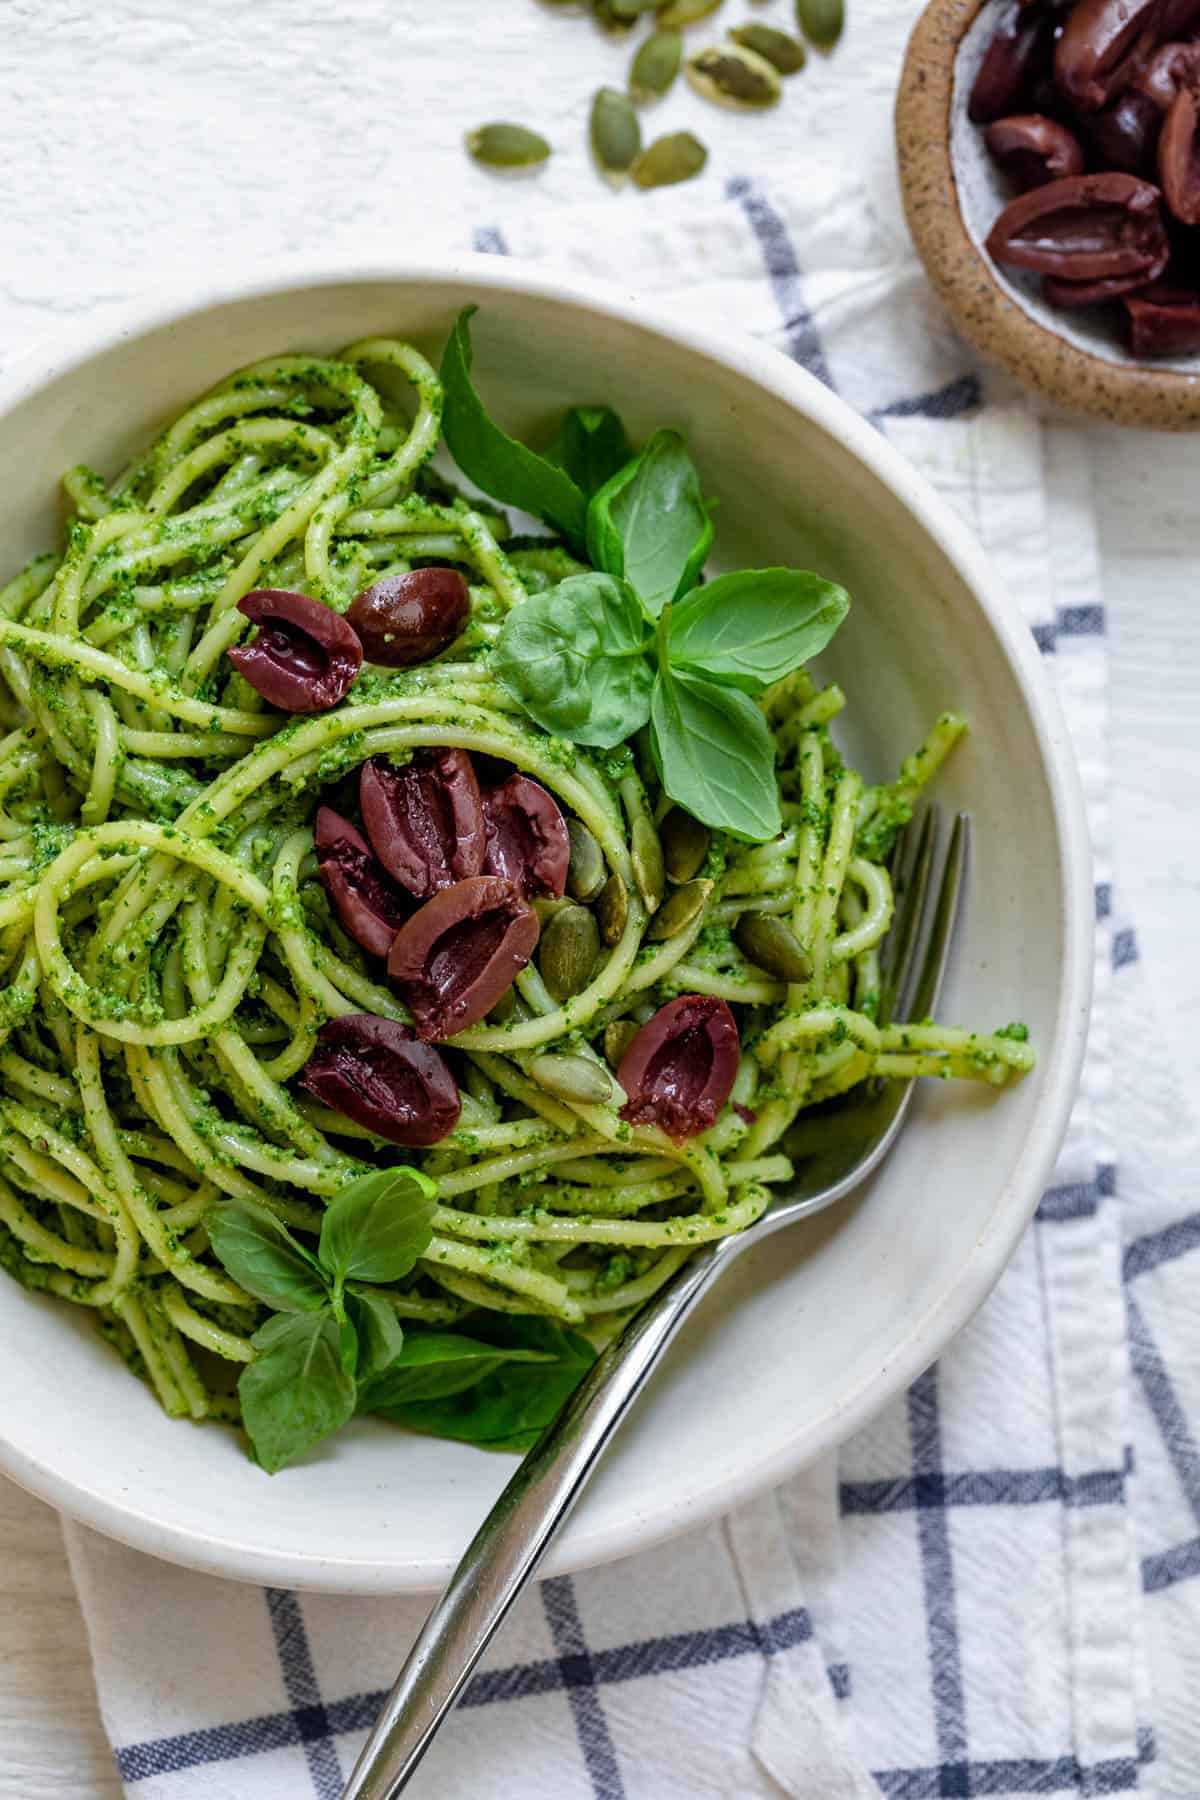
top-left (342, 810), bottom-right (969, 1800)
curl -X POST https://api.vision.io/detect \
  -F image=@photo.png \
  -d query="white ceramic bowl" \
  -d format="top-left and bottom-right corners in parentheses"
top-left (0, 258), bottom-right (1091, 1592)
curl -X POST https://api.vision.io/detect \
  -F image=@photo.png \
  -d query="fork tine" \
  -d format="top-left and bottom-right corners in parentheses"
top-left (877, 806), bottom-right (940, 1027)
top-left (904, 811), bottom-right (970, 1023)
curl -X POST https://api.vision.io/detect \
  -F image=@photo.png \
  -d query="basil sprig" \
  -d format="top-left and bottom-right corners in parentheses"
top-left (206, 1169), bottom-right (599, 1467)
top-left (208, 1167), bottom-right (437, 1472)
top-left (437, 306), bottom-right (850, 842)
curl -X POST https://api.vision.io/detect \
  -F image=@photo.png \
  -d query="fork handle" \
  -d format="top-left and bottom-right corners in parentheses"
top-left (341, 1241), bottom-right (724, 1800)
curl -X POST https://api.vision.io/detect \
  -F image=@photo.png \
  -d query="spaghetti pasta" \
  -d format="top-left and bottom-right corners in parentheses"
top-left (0, 334), bottom-right (1034, 1452)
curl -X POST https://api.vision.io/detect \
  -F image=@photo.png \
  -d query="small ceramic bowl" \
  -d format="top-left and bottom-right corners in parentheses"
top-left (897, 0), bottom-right (1200, 428)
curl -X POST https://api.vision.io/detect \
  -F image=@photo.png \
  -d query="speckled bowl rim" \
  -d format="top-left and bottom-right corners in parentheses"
top-left (897, 0), bottom-right (1200, 429)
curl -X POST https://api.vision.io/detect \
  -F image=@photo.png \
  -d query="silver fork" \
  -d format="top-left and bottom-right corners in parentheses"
top-left (342, 810), bottom-right (969, 1800)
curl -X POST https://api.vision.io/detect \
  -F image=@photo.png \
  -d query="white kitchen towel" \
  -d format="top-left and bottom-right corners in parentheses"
top-left (52, 159), bottom-right (1198, 1799)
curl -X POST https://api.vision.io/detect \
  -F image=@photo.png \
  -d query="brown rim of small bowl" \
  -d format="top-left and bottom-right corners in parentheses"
top-left (896, 0), bottom-right (1200, 430)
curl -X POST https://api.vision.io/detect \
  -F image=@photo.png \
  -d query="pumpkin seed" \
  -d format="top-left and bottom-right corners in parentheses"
top-left (795, 0), bottom-right (844, 50)
top-left (729, 23), bottom-right (807, 72)
top-left (630, 813), bottom-right (666, 911)
top-left (609, 0), bottom-right (661, 13)
top-left (645, 877), bottom-right (713, 942)
top-left (657, 0), bottom-right (723, 23)
top-left (539, 903), bottom-right (602, 1002)
top-left (604, 1018), bottom-right (641, 1069)
top-left (597, 871), bottom-right (629, 946)
top-left (528, 1052), bottom-right (615, 1107)
top-left (630, 27), bottom-right (684, 100)
top-left (734, 912), bottom-right (814, 982)
top-left (660, 805), bottom-right (710, 884)
top-left (590, 86), bottom-right (642, 175)
top-left (466, 123), bottom-right (551, 169)
top-left (592, 0), bottom-right (637, 28)
top-left (566, 819), bottom-right (606, 901)
top-left (631, 130), bottom-right (708, 189)
top-left (686, 43), bottom-right (782, 107)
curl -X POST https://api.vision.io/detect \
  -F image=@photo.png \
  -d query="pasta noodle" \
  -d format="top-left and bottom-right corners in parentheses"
top-left (0, 338), bottom-right (1034, 1433)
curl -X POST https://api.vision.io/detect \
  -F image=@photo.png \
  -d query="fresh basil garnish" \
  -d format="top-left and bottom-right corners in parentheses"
top-left (206, 1166), bottom-right (439, 1472)
top-left (586, 428), bottom-right (712, 618)
top-left (491, 571), bottom-right (654, 748)
top-left (318, 1166), bottom-right (437, 1289)
top-left (345, 1286), bottom-right (408, 1383)
top-left (667, 569), bottom-right (849, 695)
top-left (367, 1317), bottom-right (596, 1452)
top-left (440, 308), bottom-right (588, 541)
top-left (205, 1199), bottom-right (329, 1315)
top-left (239, 1312), bottom-right (357, 1475)
top-left (357, 1328), bottom-right (556, 1409)
top-left (545, 404), bottom-right (633, 498)
top-left (651, 664), bottom-right (782, 842)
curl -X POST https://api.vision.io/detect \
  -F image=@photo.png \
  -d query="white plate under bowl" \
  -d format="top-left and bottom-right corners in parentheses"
top-left (0, 258), bottom-right (1091, 1592)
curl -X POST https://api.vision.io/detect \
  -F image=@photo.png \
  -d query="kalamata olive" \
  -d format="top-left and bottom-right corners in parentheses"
top-left (1125, 278), bottom-right (1200, 348)
top-left (387, 876), bottom-right (539, 1041)
top-left (1043, 252), bottom-right (1168, 304)
top-left (1158, 0), bottom-right (1200, 37)
top-left (360, 750), bottom-right (485, 899)
top-left (1137, 40), bottom-right (1200, 110)
top-left (346, 568), bottom-right (471, 668)
top-left (985, 114), bottom-right (1086, 188)
top-left (1055, 0), bottom-right (1160, 113)
top-left (969, 2), bottom-right (1056, 124)
top-left (617, 995), bottom-right (740, 1143)
top-left (1159, 84), bottom-right (1200, 219)
top-left (1083, 88), bottom-right (1164, 173)
top-left (314, 807), bottom-right (409, 959)
top-left (481, 774), bottom-right (570, 899)
top-left (227, 590), bottom-right (361, 712)
top-left (985, 172), bottom-right (1168, 277)
top-left (298, 1014), bottom-right (460, 1146)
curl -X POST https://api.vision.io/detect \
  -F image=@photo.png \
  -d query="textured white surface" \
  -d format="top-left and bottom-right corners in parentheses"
top-left (0, 0), bottom-right (1197, 1790)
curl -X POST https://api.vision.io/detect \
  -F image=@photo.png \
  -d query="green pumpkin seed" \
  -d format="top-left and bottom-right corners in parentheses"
top-left (657, 0), bottom-right (723, 23)
top-left (593, 0), bottom-right (637, 29)
top-left (686, 43), bottom-right (782, 107)
top-left (795, 0), bottom-right (844, 50)
top-left (630, 27), bottom-right (684, 100)
top-left (604, 1018), bottom-right (641, 1069)
top-left (660, 805), bottom-right (711, 884)
top-left (729, 23), bottom-right (807, 72)
top-left (566, 819), bottom-right (607, 901)
top-left (466, 123), bottom-right (552, 169)
top-left (528, 1052), bottom-right (615, 1107)
top-left (596, 871), bottom-right (629, 947)
top-left (630, 814), bottom-right (666, 911)
top-left (539, 904), bottom-right (602, 1002)
top-left (734, 912), bottom-right (814, 983)
top-left (631, 131), bottom-right (708, 189)
top-left (645, 877), bottom-right (713, 942)
top-left (590, 86), bottom-right (642, 174)
top-left (609, 0), bottom-right (661, 13)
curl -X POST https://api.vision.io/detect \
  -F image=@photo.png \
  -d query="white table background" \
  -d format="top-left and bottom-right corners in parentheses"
top-left (1, 1), bottom-right (1197, 1791)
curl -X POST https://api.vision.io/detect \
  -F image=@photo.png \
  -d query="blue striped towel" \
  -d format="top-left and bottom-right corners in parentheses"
top-left (62, 171), bottom-right (1200, 1799)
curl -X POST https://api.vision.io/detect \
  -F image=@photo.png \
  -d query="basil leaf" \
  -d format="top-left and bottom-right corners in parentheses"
top-left (238, 1312), bottom-right (356, 1474)
top-left (358, 1329), bottom-right (554, 1408)
top-left (318, 1166), bottom-right (437, 1288)
top-left (651, 666), bottom-right (781, 843)
top-left (206, 1199), bottom-right (329, 1315)
top-left (370, 1317), bottom-right (596, 1451)
top-left (345, 1286), bottom-right (405, 1382)
top-left (440, 308), bottom-right (587, 541)
top-left (491, 572), bottom-right (654, 749)
top-left (668, 569), bottom-right (850, 695)
top-left (586, 429), bottom-right (712, 618)
top-left (544, 405), bottom-right (633, 498)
